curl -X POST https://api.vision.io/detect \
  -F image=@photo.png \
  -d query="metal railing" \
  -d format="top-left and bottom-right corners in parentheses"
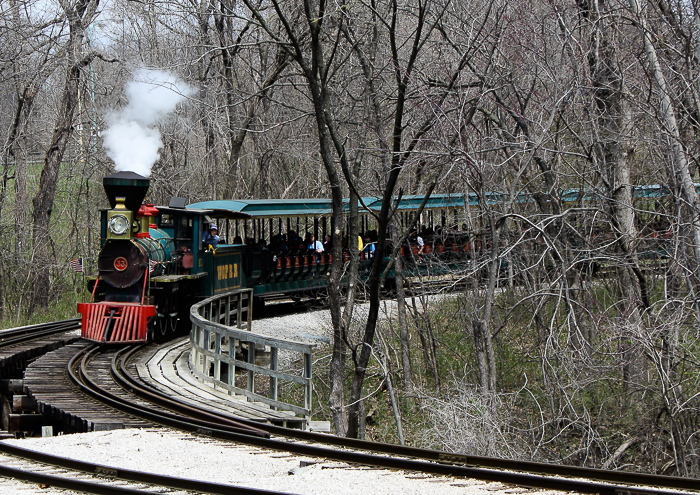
top-left (189, 289), bottom-right (313, 419)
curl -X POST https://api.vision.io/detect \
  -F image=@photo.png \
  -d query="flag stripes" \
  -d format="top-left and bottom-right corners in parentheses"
top-left (70, 258), bottom-right (83, 273)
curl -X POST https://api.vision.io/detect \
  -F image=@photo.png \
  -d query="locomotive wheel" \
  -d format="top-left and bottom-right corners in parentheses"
top-left (167, 314), bottom-right (178, 333)
top-left (147, 321), bottom-right (156, 341)
top-left (156, 314), bottom-right (177, 335)
top-left (159, 315), bottom-right (168, 335)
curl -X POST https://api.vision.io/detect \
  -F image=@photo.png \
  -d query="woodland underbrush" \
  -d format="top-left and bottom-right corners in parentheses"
top-left (0, 276), bottom-right (86, 329)
top-left (312, 286), bottom-right (700, 476)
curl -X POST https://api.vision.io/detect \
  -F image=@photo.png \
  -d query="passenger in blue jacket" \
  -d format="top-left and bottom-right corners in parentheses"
top-left (307, 233), bottom-right (324, 253)
top-left (203, 224), bottom-right (220, 248)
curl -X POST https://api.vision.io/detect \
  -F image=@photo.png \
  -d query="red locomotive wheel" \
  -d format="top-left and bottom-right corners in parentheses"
top-left (114, 257), bottom-right (128, 271)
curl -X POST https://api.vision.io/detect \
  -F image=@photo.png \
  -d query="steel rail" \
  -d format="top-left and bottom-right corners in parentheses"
top-left (0, 441), bottom-right (297, 495)
top-left (115, 344), bottom-right (700, 494)
top-left (110, 345), bottom-right (272, 434)
top-left (0, 318), bottom-right (80, 347)
top-left (0, 462), bottom-right (158, 495)
top-left (67, 344), bottom-right (269, 438)
top-left (105, 346), bottom-right (698, 495)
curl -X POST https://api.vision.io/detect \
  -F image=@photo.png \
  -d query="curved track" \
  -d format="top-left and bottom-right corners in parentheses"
top-left (0, 440), bottom-right (292, 494)
top-left (0, 318), bottom-right (80, 345)
top-left (5, 324), bottom-right (700, 495)
top-left (76, 344), bottom-right (700, 495)
top-left (70, 344), bottom-right (269, 438)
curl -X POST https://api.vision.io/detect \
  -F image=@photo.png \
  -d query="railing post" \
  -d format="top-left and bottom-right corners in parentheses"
top-left (269, 347), bottom-right (278, 409)
top-left (198, 325), bottom-right (205, 373)
top-left (304, 351), bottom-right (312, 416)
top-left (203, 327), bottom-right (212, 378)
top-left (228, 336), bottom-right (236, 395)
top-left (246, 292), bottom-right (253, 330)
top-left (246, 342), bottom-right (256, 399)
top-left (238, 292), bottom-right (243, 329)
top-left (214, 332), bottom-right (221, 384)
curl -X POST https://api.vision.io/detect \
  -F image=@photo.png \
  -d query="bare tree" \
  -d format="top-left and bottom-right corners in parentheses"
top-left (30, 0), bottom-right (103, 311)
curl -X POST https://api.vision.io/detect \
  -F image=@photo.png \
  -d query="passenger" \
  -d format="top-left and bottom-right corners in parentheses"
top-left (410, 230), bottom-right (424, 261)
top-left (177, 246), bottom-right (193, 274)
top-left (203, 224), bottom-right (220, 249)
top-left (233, 235), bottom-right (243, 244)
top-left (288, 230), bottom-right (303, 251)
top-left (323, 234), bottom-right (333, 252)
top-left (307, 233), bottom-right (324, 253)
top-left (362, 235), bottom-right (375, 259)
top-left (270, 234), bottom-right (282, 253)
top-left (259, 239), bottom-right (274, 283)
top-left (278, 233), bottom-right (290, 255)
top-left (355, 235), bottom-right (364, 260)
top-left (307, 233), bottom-right (323, 268)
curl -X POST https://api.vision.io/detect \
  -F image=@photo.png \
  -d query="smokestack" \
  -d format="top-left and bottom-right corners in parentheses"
top-left (103, 171), bottom-right (150, 212)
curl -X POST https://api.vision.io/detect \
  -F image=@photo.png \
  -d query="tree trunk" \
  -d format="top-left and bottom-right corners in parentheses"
top-left (472, 319), bottom-right (489, 392)
top-left (1, 83), bottom-right (35, 319)
top-left (30, 0), bottom-right (99, 311)
top-left (395, 254), bottom-right (413, 391)
top-left (628, 0), bottom-right (700, 287)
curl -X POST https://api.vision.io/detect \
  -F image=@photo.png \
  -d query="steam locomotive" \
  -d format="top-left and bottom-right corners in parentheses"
top-left (77, 171), bottom-right (493, 344)
top-left (78, 171), bottom-right (335, 343)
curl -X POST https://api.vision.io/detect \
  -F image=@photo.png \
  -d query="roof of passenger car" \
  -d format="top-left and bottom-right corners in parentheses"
top-left (186, 199), bottom-right (334, 219)
top-left (186, 195), bottom-right (482, 219)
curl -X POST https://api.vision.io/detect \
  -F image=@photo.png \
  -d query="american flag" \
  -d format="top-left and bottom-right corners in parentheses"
top-left (70, 258), bottom-right (83, 273)
top-left (149, 259), bottom-right (159, 273)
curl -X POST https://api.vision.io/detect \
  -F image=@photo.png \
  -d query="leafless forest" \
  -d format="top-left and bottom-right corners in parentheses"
top-left (2, 0), bottom-right (700, 475)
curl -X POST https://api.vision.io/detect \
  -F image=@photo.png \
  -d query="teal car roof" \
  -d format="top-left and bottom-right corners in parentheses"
top-left (186, 186), bottom-right (686, 219)
top-left (187, 199), bottom-right (334, 219)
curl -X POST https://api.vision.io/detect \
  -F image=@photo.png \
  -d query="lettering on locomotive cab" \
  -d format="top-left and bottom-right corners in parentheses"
top-left (217, 263), bottom-right (239, 281)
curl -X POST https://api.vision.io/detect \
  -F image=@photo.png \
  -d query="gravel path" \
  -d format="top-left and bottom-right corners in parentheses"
top-left (254, 298), bottom-right (415, 343)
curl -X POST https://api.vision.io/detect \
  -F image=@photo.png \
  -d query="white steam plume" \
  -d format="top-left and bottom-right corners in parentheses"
top-left (102, 69), bottom-right (195, 176)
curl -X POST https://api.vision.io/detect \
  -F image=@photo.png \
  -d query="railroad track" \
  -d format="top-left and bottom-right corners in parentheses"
top-left (0, 331), bottom-right (290, 494)
top-left (70, 344), bottom-right (269, 438)
top-left (0, 318), bottom-right (81, 373)
top-left (0, 319), bottom-right (82, 433)
top-left (72, 344), bottom-right (700, 495)
top-left (0, 318), bottom-right (81, 343)
top-left (0, 439), bottom-right (294, 494)
top-left (5, 325), bottom-right (700, 495)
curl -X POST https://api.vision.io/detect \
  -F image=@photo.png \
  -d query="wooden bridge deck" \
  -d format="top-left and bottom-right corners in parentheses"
top-left (22, 343), bottom-right (152, 433)
top-left (136, 338), bottom-right (307, 428)
top-left (18, 337), bottom-right (313, 434)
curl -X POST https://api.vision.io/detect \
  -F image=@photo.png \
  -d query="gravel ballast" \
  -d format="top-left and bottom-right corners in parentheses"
top-left (0, 428), bottom-right (534, 494)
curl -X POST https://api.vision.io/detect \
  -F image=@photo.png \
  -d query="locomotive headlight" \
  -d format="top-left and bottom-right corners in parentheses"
top-left (106, 198), bottom-right (134, 240)
top-left (108, 214), bottom-right (130, 235)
